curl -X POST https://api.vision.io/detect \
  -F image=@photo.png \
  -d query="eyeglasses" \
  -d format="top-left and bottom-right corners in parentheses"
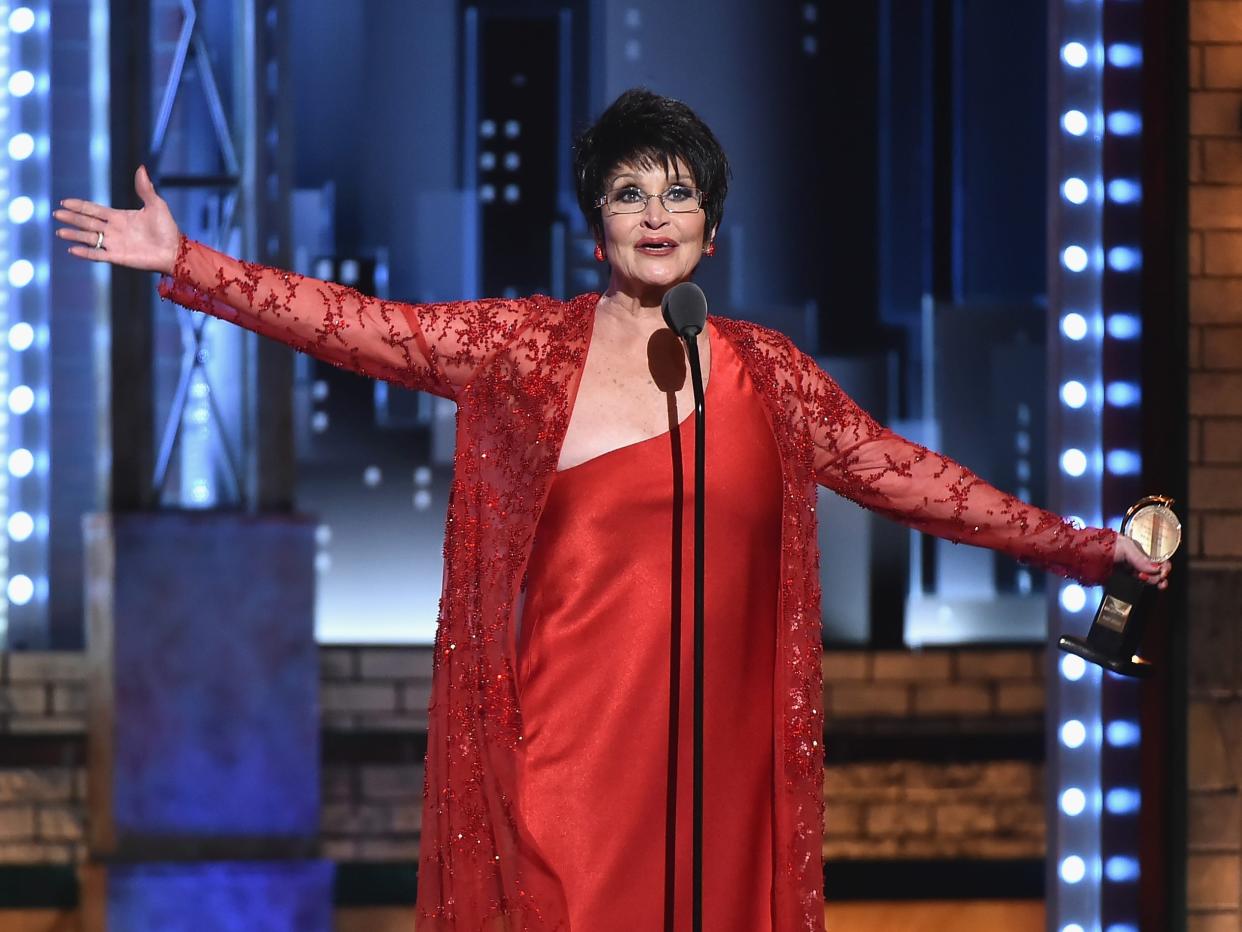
top-left (594, 184), bottom-right (706, 215)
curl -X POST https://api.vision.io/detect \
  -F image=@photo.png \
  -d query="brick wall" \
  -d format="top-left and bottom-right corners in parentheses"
top-left (0, 646), bottom-right (1048, 869)
top-left (1188, 3), bottom-right (1242, 930)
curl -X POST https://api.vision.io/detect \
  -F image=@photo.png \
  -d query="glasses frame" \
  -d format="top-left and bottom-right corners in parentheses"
top-left (593, 184), bottom-right (707, 215)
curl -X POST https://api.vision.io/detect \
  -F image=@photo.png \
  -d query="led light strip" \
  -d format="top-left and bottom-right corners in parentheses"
top-left (1, 2), bottom-right (49, 645)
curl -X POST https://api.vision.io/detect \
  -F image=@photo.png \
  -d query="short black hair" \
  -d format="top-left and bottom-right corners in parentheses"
top-left (573, 88), bottom-right (730, 245)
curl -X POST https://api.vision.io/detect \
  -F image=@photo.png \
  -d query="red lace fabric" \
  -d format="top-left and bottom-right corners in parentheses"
top-left (159, 236), bottom-right (1117, 932)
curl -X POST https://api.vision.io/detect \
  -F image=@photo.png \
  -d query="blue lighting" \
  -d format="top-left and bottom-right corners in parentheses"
top-left (7, 197), bottom-right (34, 223)
top-left (8, 449), bottom-right (34, 478)
top-left (1107, 111), bottom-right (1142, 136)
top-left (1062, 245), bottom-right (1089, 272)
top-left (1062, 110), bottom-right (1089, 136)
top-left (1060, 787), bottom-right (1087, 816)
top-left (1106, 381), bottom-right (1141, 407)
top-left (1062, 42), bottom-right (1090, 68)
top-left (7, 133), bottom-right (35, 161)
top-left (1106, 926), bottom-right (1139, 932)
top-left (1107, 246), bottom-right (1141, 271)
top-left (7, 260), bottom-right (34, 288)
top-left (1105, 787), bottom-right (1141, 815)
top-left (1105, 450), bottom-right (1141, 476)
top-left (1060, 380), bottom-right (1088, 409)
top-left (1106, 720), bottom-right (1141, 747)
top-left (1061, 719), bottom-right (1088, 748)
top-left (1060, 855), bottom-right (1087, 884)
top-left (8, 70), bottom-right (34, 97)
top-left (1107, 314), bottom-right (1141, 339)
top-left (1060, 448), bottom-right (1088, 477)
top-left (8, 385), bottom-right (34, 415)
top-left (1062, 926), bottom-right (1086, 932)
top-left (1108, 43), bottom-right (1142, 67)
top-left (1104, 857), bottom-right (1140, 883)
top-left (7, 512), bottom-right (33, 541)
top-left (1061, 312), bottom-right (1089, 340)
top-left (1060, 584), bottom-right (1087, 613)
top-left (1107, 179), bottom-right (1141, 204)
top-left (1062, 177), bottom-right (1090, 204)
top-left (8, 7), bottom-right (35, 33)
top-left (1061, 654), bottom-right (1087, 681)
top-left (7, 575), bottom-right (34, 605)
top-left (7, 323), bottom-right (34, 351)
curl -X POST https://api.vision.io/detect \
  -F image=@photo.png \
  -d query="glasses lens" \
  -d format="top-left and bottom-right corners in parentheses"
top-left (606, 187), bottom-right (646, 214)
top-left (663, 185), bottom-right (701, 212)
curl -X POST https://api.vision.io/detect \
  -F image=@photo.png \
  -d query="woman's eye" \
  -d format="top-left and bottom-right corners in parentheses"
top-left (614, 188), bottom-right (644, 203)
top-left (666, 186), bottom-right (694, 202)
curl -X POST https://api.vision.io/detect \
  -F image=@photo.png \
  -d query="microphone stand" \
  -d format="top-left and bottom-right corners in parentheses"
top-left (679, 326), bottom-right (707, 932)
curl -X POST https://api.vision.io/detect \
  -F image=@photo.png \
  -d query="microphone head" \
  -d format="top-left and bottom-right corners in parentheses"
top-left (661, 282), bottom-right (708, 337)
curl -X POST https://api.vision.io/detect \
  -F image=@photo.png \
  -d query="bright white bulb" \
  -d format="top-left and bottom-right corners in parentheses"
top-left (8, 448), bottom-right (34, 477)
top-left (1062, 245), bottom-right (1089, 272)
top-left (8, 260), bottom-right (34, 288)
top-left (1062, 177), bottom-right (1089, 204)
top-left (1108, 43), bottom-right (1141, 68)
top-left (8, 197), bottom-right (34, 224)
top-left (8, 323), bottom-right (35, 351)
top-left (8, 7), bottom-right (35, 33)
top-left (1108, 179), bottom-right (1141, 204)
top-left (1061, 42), bottom-right (1089, 68)
top-left (1061, 719), bottom-right (1088, 749)
top-left (1106, 787), bottom-right (1141, 814)
top-left (1105, 856), bottom-right (1140, 883)
top-left (1106, 381), bottom-right (1141, 407)
top-left (8, 134), bottom-right (35, 161)
top-left (1060, 855), bottom-right (1087, 884)
top-left (1060, 448), bottom-right (1088, 477)
top-left (1062, 110), bottom-right (1089, 136)
top-left (8, 71), bottom-right (34, 97)
top-left (1061, 654), bottom-right (1087, 681)
top-left (1060, 380), bottom-right (1088, 409)
top-left (1060, 787), bottom-right (1087, 816)
top-left (8, 385), bottom-right (34, 415)
top-left (7, 512), bottom-right (33, 541)
top-left (1106, 450), bottom-right (1142, 476)
top-left (1107, 111), bottom-right (1142, 136)
top-left (1061, 313), bottom-right (1088, 341)
top-left (1107, 720), bottom-right (1141, 747)
top-left (7, 574), bottom-right (34, 605)
top-left (1061, 584), bottom-right (1088, 613)
top-left (1107, 313), bottom-right (1141, 339)
top-left (1062, 926), bottom-right (1086, 932)
top-left (1108, 246), bottom-right (1141, 271)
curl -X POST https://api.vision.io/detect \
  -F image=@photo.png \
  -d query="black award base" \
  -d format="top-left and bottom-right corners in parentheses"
top-left (1057, 567), bottom-right (1155, 679)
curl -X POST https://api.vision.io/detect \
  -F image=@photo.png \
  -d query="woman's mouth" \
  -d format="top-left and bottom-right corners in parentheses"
top-left (636, 239), bottom-right (678, 255)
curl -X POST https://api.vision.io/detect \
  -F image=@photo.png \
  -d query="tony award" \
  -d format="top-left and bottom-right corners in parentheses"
top-left (1058, 496), bottom-right (1181, 678)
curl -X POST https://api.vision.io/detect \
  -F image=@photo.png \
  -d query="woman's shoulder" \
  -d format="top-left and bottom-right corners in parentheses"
top-left (710, 313), bottom-right (801, 358)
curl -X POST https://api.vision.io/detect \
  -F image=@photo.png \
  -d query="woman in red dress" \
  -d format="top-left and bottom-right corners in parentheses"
top-left (56, 89), bottom-right (1169, 931)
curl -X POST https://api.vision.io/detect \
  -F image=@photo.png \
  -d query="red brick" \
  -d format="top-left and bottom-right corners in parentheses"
top-left (1188, 700), bottom-right (1237, 791)
top-left (1193, 44), bottom-right (1205, 89)
top-left (1193, 2), bottom-right (1242, 42)
top-left (1207, 46), bottom-right (1242, 88)
top-left (1205, 231), bottom-right (1242, 274)
top-left (865, 802), bottom-right (932, 837)
top-left (1194, 138), bottom-right (1206, 183)
top-left (1192, 91), bottom-right (1242, 136)
top-left (995, 683), bottom-right (1046, 716)
top-left (954, 649), bottom-right (1038, 680)
top-left (1203, 139), bottom-right (1242, 182)
top-left (823, 801), bottom-right (864, 838)
top-left (0, 807), bottom-right (35, 840)
top-left (1192, 326), bottom-right (1205, 371)
top-left (1204, 514), bottom-right (1242, 557)
top-left (827, 684), bottom-right (910, 719)
top-left (1188, 853), bottom-right (1241, 910)
top-left (911, 684), bottom-right (992, 717)
top-left (0, 771), bottom-right (73, 803)
top-left (1193, 230), bottom-right (1206, 274)
top-left (1204, 418), bottom-right (1242, 459)
top-left (1188, 913), bottom-right (1242, 932)
top-left (871, 651), bottom-right (952, 682)
top-left (1192, 465), bottom-right (1242, 507)
top-left (934, 802), bottom-right (998, 836)
top-left (1202, 325), bottom-right (1242, 368)
top-left (1192, 184), bottom-right (1242, 228)
top-left (822, 652), bottom-right (869, 682)
top-left (35, 806), bottom-right (83, 842)
top-left (0, 842), bottom-right (71, 864)
top-left (1191, 373), bottom-right (1242, 414)
top-left (1188, 792), bottom-right (1242, 849)
top-left (1192, 417), bottom-right (1205, 463)
top-left (1188, 277), bottom-right (1242, 323)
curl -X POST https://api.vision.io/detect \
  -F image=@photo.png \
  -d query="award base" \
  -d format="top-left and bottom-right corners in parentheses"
top-left (1057, 568), bottom-right (1155, 679)
top-left (1057, 634), bottom-right (1154, 678)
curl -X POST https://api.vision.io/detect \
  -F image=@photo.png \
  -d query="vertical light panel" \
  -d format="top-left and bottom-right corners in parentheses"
top-left (0, 1), bottom-right (50, 646)
top-left (1049, 1), bottom-right (1105, 930)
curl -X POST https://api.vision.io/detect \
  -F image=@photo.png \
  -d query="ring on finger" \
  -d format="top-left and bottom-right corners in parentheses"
top-left (94, 230), bottom-right (104, 250)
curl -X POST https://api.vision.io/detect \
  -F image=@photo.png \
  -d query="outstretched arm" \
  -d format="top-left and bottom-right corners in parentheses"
top-left (792, 348), bottom-right (1169, 589)
top-left (55, 167), bottom-right (527, 400)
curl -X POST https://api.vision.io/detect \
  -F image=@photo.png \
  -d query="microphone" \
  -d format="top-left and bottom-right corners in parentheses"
top-left (661, 282), bottom-right (708, 339)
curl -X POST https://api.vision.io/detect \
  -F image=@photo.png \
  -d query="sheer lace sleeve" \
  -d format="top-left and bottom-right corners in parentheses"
top-left (793, 348), bottom-right (1117, 586)
top-left (157, 235), bottom-right (531, 400)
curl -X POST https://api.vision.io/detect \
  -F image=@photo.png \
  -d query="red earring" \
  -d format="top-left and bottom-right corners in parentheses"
top-left (594, 243), bottom-right (606, 263)
top-left (705, 241), bottom-right (716, 257)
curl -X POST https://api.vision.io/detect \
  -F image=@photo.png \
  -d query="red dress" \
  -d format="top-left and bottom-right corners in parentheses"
top-left (516, 326), bottom-right (782, 930)
top-left (159, 236), bottom-right (1119, 931)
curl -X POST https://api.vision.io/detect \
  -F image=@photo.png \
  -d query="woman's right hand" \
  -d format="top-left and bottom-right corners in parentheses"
top-left (53, 165), bottom-right (181, 275)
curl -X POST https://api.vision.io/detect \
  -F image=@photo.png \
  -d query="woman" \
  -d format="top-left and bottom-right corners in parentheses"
top-left (56, 89), bottom-right (1169, 932)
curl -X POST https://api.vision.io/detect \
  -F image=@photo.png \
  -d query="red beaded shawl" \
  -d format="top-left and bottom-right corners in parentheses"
top-left (160, 236), bottom-right (1116, 932)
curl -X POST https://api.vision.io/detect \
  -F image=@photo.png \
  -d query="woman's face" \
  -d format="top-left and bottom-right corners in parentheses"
top-left (599, 159), bottom-right (713, 298)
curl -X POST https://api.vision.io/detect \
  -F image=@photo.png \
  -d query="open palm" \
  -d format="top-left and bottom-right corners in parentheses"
top-left (53, 165), bottom-right (181, 275)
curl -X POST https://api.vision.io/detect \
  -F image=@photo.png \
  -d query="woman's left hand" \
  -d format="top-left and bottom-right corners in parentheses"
top-left (1113, 534), bottom-right (1171, 590)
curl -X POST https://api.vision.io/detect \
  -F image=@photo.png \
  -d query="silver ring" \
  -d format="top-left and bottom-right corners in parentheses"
top-left (94, 230), bottom-right (104, 250)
